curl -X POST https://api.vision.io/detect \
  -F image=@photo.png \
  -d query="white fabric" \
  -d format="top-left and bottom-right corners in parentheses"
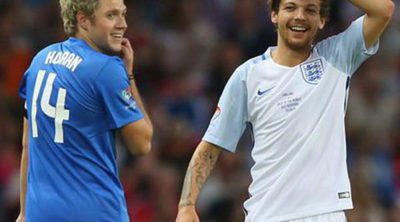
top-left (203, 16), bottom-right (378, 221)
top-left (289, 211), bottom-right (346, 222)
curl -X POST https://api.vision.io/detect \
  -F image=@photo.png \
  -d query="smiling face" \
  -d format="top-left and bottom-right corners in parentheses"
top-left (79, 0), bottom-right (127, 55)
top-left (271, 0), bottom-right (325, 51)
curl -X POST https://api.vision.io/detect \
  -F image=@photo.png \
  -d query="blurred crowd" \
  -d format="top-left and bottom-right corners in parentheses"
top-left (0, 0), bottom-right (399, 221)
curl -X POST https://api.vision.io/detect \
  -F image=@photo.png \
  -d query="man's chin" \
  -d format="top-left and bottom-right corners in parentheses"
top-left (287, 40), bottom-right (312, 51)
top-left (103, 47), bottom-right (122, 56)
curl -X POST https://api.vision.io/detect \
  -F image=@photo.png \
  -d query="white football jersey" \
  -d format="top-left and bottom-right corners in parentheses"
top-left (203, 16), bottom-right (379, 221)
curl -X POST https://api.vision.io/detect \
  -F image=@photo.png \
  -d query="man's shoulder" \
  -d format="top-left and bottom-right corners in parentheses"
top-left (314, 16), bottom-right (365, 53)
top-left (36, 38), bottom-right (122, 64)
top-left (242, 53), bottom-right (267, 68)
top-left (235, 53), bottom-right (268, 77)
top-left (31, 40), bottom-right (125, 78)
top-left (33, 42), bottom-right (63, 60)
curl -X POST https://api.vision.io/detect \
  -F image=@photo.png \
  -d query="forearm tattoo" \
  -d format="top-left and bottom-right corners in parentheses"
top-left (179, 147), bottom-right (219, 208)
top-left (180, 161), bottom-right (195, 207)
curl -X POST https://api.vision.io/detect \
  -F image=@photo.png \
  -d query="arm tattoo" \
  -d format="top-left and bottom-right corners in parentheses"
top-left (195, 149), bottom-right (217, 188)
top-left (180, 161), bottom-right (195, 207)
top-left (179, 147), bottom-right (219, 208)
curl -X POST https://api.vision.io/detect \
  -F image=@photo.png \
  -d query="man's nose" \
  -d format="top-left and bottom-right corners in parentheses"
top-left (294, 9), bottom-right (306, 20)
top-left (117, 17), bottom-right (128, 29)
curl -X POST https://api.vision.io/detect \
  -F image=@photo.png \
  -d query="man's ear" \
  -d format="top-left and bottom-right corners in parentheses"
top-left (319, 18), bottom-right (326, 30)
top-left (77, 11), bottom-right (89, 31)
top-left (271, 11), bottom-right (278, 26)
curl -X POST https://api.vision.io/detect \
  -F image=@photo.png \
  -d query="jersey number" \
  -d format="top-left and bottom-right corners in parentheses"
top-left (31, 70), bottom-right (70, 143)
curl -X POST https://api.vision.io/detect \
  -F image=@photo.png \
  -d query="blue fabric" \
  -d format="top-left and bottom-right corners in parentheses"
top-left (19, 37), bottom-right (143, 222)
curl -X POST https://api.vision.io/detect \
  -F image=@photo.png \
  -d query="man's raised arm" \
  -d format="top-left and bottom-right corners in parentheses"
top-left (349, 0), bottom-right (395, 48)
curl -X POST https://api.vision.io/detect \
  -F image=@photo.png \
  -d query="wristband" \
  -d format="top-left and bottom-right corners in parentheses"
top-left (128, 73), bottom-right (135, 80)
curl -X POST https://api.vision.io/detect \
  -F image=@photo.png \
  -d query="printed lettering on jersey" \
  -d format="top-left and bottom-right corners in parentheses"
top-left (121, 87), bottom-right (137, 110)
top-left (300, 59), bottom-right (324, 85)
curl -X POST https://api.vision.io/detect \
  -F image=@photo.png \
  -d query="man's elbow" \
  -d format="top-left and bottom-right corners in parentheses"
top-left (130, 126), bottom-right (153, 155)
top-left (137, 129), bottom-right (153, 155)
top-left (381, 0), bottom-right (395, 20)
top-left (135, 142), bottom-right (151, 155)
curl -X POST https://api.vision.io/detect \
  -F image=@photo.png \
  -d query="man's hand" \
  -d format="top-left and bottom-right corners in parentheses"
top-left (176, 206), bottom-right (200, 222)
top-left (121, 38), bottom-right (134, 75)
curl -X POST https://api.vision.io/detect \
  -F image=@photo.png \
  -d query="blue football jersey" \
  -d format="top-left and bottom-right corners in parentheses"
top-left (19, 37), bottom-right (144, 222)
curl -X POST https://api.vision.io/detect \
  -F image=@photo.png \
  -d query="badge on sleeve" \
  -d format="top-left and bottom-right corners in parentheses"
top-left (121, 87), bottom-right (138, 110)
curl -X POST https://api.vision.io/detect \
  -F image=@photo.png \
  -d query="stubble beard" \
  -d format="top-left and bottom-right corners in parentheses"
top-left (279, 26), bottom-right (315, 52)
top-left (285, 37), bottom-right (313, 51)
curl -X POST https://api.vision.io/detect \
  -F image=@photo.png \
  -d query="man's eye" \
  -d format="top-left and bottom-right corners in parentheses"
top-left (307, 9), bottom-right (318, 14)
top-left (284, 6), bottom-right (295, 11)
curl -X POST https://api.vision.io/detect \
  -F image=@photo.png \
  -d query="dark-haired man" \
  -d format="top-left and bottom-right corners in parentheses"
top-left (176, 0), bottom-right (395, 221)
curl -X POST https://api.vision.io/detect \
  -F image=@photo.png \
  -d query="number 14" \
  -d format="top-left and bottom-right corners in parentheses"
top-left (31, 70), bottom-right (70, 143)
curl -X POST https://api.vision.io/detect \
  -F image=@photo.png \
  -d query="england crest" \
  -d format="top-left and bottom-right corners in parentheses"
top-left (300, 59), bottom-right (324, 85)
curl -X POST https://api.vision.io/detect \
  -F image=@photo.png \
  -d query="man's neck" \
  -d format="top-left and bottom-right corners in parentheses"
top-left (75, 32), bottom-right (101, 53)
top-left (271, 43), bottom-right (312, 67)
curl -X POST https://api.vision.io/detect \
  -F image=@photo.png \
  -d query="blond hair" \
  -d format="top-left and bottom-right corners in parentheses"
top-left (59, 0), bottom-right (100, 36)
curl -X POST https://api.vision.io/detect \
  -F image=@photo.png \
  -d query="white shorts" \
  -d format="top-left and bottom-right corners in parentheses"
top-left (288, 211), bottom-right (346, 222)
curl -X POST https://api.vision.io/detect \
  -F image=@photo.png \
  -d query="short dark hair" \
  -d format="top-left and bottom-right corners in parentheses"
top-left (267, 0), bottom-right (330, 20)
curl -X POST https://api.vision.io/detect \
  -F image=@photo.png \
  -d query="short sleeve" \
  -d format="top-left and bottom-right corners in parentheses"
top-left (316, 16), bottom-right (379, 77)
top-left (19, 70), bottom-right (29, 100)
top-left (203, 65), bottom-right (248, 152)
top-left (95, 58), bottom-right (143, 129)
top-left (19, 70), bottom-right (29, 118)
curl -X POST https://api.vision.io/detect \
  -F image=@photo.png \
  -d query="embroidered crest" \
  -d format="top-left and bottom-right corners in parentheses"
top-left (300, 59), bottom-right (324, 85)
top-left (121, 88), bottom-right (133, 101)
top-left (121, 87), bottom-right (137, 110)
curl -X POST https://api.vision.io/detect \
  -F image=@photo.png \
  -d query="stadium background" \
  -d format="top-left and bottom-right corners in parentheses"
top-left (0, 0), bottom-right (399, 221)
